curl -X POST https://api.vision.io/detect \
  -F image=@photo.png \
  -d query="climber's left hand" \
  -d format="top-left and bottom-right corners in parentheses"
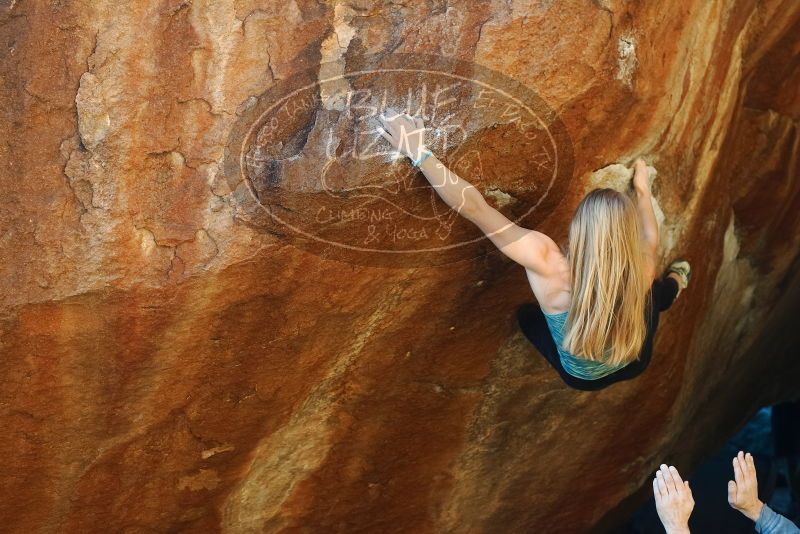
top-left (377, 108), bottom-right (428, 163)
top-left (632, 157), bottom-right (651, 194)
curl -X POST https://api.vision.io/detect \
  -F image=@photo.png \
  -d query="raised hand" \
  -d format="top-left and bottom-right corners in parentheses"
top-left (653, 464), bottom-right (694, 534)
top-left (632, 157), bottom-right (650, 194)
top-left (728, 451), bottom-right (764, 522)
top-left (377, 108), bottom-right (428, 163)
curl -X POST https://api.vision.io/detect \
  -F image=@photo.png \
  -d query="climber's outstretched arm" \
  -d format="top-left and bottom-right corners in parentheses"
top-left (417, 153), bottom-right (552, 273)
top-left (377, 110), bottom-right (553, 274)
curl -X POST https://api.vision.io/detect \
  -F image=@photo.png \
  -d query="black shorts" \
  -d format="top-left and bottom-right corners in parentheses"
top-left (516, 276), bottom-right (679, 391)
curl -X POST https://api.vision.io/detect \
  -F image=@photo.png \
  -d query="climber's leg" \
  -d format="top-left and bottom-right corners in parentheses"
top-left (662, 259), bottom-right (692, 306)
top-left (666, 273), bottom-right (683, 298)
top-left (516, 303), bottom-right (563, 370)
top-left (653, 276), bottom-right (680, 312)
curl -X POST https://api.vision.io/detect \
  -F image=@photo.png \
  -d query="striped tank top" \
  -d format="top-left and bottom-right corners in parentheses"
top-left (541, 309), bottom-right (629, 380)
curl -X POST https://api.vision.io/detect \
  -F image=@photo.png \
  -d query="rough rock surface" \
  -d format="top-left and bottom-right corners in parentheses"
top-left (1, 0), bottom-right (799, 532)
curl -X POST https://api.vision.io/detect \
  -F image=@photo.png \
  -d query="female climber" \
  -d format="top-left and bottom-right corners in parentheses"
top-left (377, 109), bottom-right (691, 391)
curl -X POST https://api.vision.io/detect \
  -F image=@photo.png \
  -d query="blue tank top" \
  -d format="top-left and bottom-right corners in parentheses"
top-left (541, 309), bottom-right (629, 380)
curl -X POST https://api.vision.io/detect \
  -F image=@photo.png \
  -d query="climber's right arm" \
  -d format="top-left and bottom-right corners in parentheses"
top-left (414, 152), bottom-right (553, 274)
top-left (375, 109), bottom-right (552, 273)
top-left (460, 197), bottom-right (554, 274)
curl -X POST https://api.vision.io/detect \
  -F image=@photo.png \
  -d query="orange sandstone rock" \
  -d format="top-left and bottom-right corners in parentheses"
top-left (0, 0), bottom-right (798, 532)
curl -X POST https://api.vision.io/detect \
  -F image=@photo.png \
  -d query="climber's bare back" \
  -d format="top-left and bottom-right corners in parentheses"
top-left (523, 236), bottom-right (573, 315)
top-left (462, 201), bottom-right (578, 314)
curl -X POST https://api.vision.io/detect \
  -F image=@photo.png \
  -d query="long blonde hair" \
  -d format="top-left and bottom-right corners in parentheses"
top-left (561, 188), bottom-right (651, 366)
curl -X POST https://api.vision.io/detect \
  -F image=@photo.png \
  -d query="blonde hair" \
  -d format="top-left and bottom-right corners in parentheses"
top-left (562, 188), bottom-right (652, 366)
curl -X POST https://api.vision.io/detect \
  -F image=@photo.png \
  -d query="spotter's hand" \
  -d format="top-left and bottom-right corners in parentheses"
top-left (377, 108), bottom-right (428, 162)
top-left (653, 464), bottom-right (694, 534)
top-left (728, 451), bottom-right (764, 522)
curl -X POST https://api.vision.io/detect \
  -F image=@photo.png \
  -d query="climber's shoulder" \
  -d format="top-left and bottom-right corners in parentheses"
top-left (524, 237), bottom-right (567, 277)
top-left (514, 230), bottom-right (564, 275)
top-left (465, 202), bottom-right (557, 274)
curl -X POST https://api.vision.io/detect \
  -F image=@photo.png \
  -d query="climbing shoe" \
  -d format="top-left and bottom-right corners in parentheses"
top-left (667, 259), bottom-right (692, 289)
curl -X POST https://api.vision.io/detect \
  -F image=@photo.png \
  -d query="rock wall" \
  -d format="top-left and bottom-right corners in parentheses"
top-left (1, 0), bottom-right (799, 532)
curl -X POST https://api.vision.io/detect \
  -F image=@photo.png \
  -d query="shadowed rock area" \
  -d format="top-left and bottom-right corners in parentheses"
top-left (1, 0), bottom-right (799, 532)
